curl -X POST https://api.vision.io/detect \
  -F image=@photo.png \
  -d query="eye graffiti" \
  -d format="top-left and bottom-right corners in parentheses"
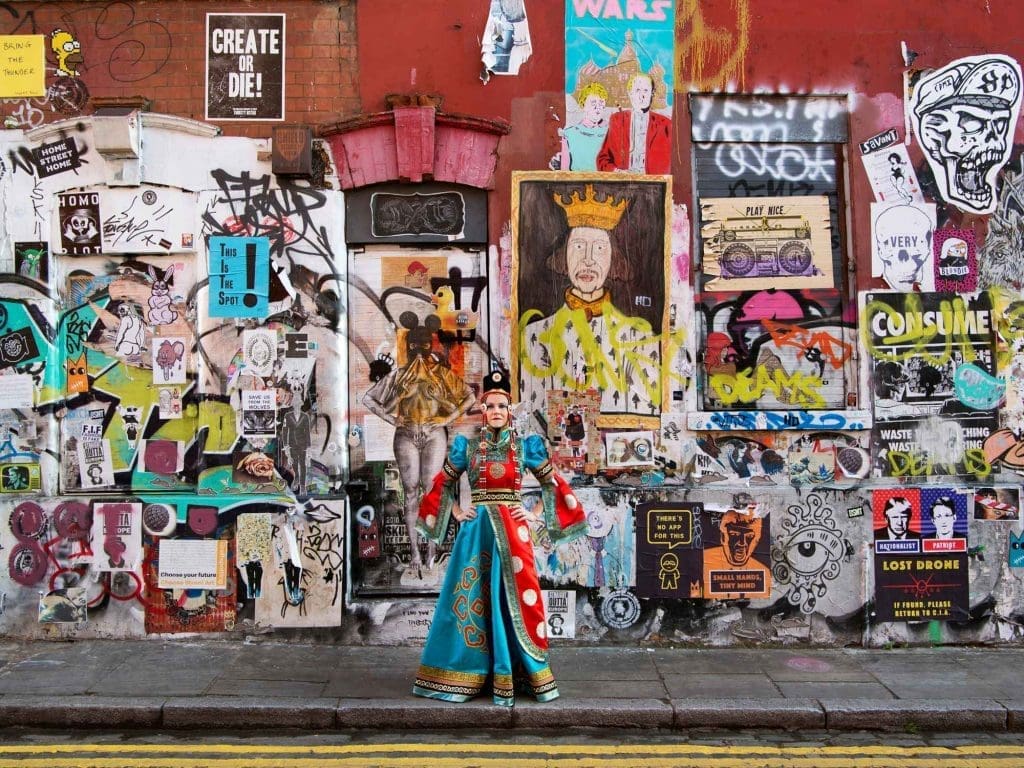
top-left (771, 493), bottom-right (851, 613)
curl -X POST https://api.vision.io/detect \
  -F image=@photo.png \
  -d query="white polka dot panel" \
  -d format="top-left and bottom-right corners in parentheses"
top-left (517, 525), bottom-right (530, 542)
top-left (512, 556), bottom-right (523, 573)
top-left (425, 514), bottom-right (436, 527)
top-left (522, 589), bottom-right (537, 606)
top-left (536, 621), bottom-right (546, 638)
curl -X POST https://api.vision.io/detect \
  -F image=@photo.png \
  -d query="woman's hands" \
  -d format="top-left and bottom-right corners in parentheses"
top-left (509, 501), bottom-right (540, 523)
top-left (452, 503), bottom-right (477, 522)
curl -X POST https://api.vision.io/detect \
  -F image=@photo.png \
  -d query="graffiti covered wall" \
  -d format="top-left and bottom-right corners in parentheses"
top-left (0, 112), bottom-right (347, 637)
top-left (0, 0), bottom-right (358, 135)
top-left (2, 0), bottom-right (1024, 650)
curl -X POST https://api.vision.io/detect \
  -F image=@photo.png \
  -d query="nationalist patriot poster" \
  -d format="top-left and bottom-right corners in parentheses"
top-left (560, 0), bottom-right (674, 173)
top-left (872, 487), bottom-right (969, 622)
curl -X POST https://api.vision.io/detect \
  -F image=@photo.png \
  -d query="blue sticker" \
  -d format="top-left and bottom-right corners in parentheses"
top-left (209, 236), bottom-right (270, 318)
top-left (954, 362), bottom-right (1005, 410)
top-left (1010, 531), bottom-right (1024, 568)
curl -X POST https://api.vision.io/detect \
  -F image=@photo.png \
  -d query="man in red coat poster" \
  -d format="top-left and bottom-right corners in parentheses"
top-left (596, 73), bottom-right (671, 174)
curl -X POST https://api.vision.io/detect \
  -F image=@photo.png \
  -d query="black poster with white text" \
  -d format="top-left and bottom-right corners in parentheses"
top-left (206, 14), bottom-right (285, 121)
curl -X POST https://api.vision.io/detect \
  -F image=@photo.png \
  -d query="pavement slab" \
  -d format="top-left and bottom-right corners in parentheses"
top-left (550, 648), bottom-right (660, 681)
top-left (775, 681), bottom-right (897, 699)
top-left (663, 672), bottom-right (781, 699)
top-left (0, 640), bottom-right (1019, 732)
top-left (871, 672), bottom-right (1011, 700)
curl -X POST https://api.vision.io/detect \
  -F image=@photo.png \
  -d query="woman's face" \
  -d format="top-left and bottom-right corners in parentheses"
top-left (482, 393), bottom-right (511, 429)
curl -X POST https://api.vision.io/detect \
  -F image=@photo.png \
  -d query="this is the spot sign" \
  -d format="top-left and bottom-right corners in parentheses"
top-left (206, 13), bottom-right (285, 121)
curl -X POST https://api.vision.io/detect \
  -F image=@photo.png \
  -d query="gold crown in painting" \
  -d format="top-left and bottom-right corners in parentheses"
top-left (553, 184), bottom-right (627, 230)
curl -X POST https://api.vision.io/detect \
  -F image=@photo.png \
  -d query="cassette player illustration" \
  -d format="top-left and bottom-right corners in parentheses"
top-left (709, 214), bottom-right (815, 278)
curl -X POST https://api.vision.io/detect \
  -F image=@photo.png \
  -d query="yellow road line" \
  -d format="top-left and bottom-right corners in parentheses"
top-left (0, 758), bottom-right (1022, 768)
top-left (1, 743), bottom-right (1023, 756)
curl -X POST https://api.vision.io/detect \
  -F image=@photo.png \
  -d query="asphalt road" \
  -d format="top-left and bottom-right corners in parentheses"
top-left (1, 730), bottom-right (1024, 767)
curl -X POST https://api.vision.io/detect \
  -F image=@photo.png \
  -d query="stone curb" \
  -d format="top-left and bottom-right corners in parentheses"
top-left (996, 701), bottom-right (1024, 731)
top-left (819, 698), bottom-right (1008, 731)
top-left (336, 698), bottom-right (513, 729)
top-left (0, 696), bottom-right (164, 728)
top-left (672, 698), bottom-right (825, 730)
top-left (514, 698), bottom-right (673, 729)
top-left (0, 694), bottom-right (1016, 732)
top-left (162, 696), bottom-right (337, 730)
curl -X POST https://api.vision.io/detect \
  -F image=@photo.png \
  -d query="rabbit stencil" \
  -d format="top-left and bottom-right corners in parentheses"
top-left (147, 265), bottom-right (178, 325)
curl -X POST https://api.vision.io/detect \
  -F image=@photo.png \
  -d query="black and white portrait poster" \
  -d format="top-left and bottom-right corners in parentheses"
top-left (865, 290), bottom-right (999, 477)
top-left (872, 488), bottom-right (970, 622)
top-left (206, 14), bottom-right (285, 121)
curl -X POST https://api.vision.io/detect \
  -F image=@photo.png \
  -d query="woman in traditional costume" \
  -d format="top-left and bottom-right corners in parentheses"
top-left (413, 370), bottom-right (587, 706)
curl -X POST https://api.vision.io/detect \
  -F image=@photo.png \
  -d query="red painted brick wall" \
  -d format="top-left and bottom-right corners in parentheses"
top-left (355, 0), bottom-right (1024, 270)
top-left (0, 0), bottom-right (359, 137)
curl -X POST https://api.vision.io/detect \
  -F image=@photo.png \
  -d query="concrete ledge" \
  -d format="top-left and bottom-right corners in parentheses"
top-left (820, 699), bottom-right (1008, 731)
top-left (673, 698), bottom-right (824, 730)
top-left (337, 698), bottom-right (512, 729)
top-left (0, 696), bottom-right (164, 728)
top-left (162, 696), bottom-right (337, 729)
top-left (513, 698), bottom-right (673, 729)
top-left (997, 701), bottom-right (1024, 731)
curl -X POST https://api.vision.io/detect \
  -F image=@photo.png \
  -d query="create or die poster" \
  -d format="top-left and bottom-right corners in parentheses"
top-left (206, 14), bottom-right (285, 121)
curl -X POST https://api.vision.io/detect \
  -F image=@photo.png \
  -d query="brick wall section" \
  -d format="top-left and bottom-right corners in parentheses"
top-left (0, 0), bottom-right (360, 136)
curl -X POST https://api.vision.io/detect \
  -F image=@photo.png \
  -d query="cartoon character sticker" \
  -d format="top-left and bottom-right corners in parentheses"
top-left (911, 54), bottom-right (1023, 214)
top-left (147, 265), bottom-right (179, 325)
top-left (158, 387), bottom-right (183, 419)
top-left (112, 302), bottom-right (146, 359)
top-left (152, 337), bottom-right (187, 385)
top-left (51, 29), bottom-right (83, 77)
top-left (14, 242), bottom-right (48, 283)
top-left (934, 228), bottom-right (978, 292)
top-left (58, 192), bottom-right (102, 255)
